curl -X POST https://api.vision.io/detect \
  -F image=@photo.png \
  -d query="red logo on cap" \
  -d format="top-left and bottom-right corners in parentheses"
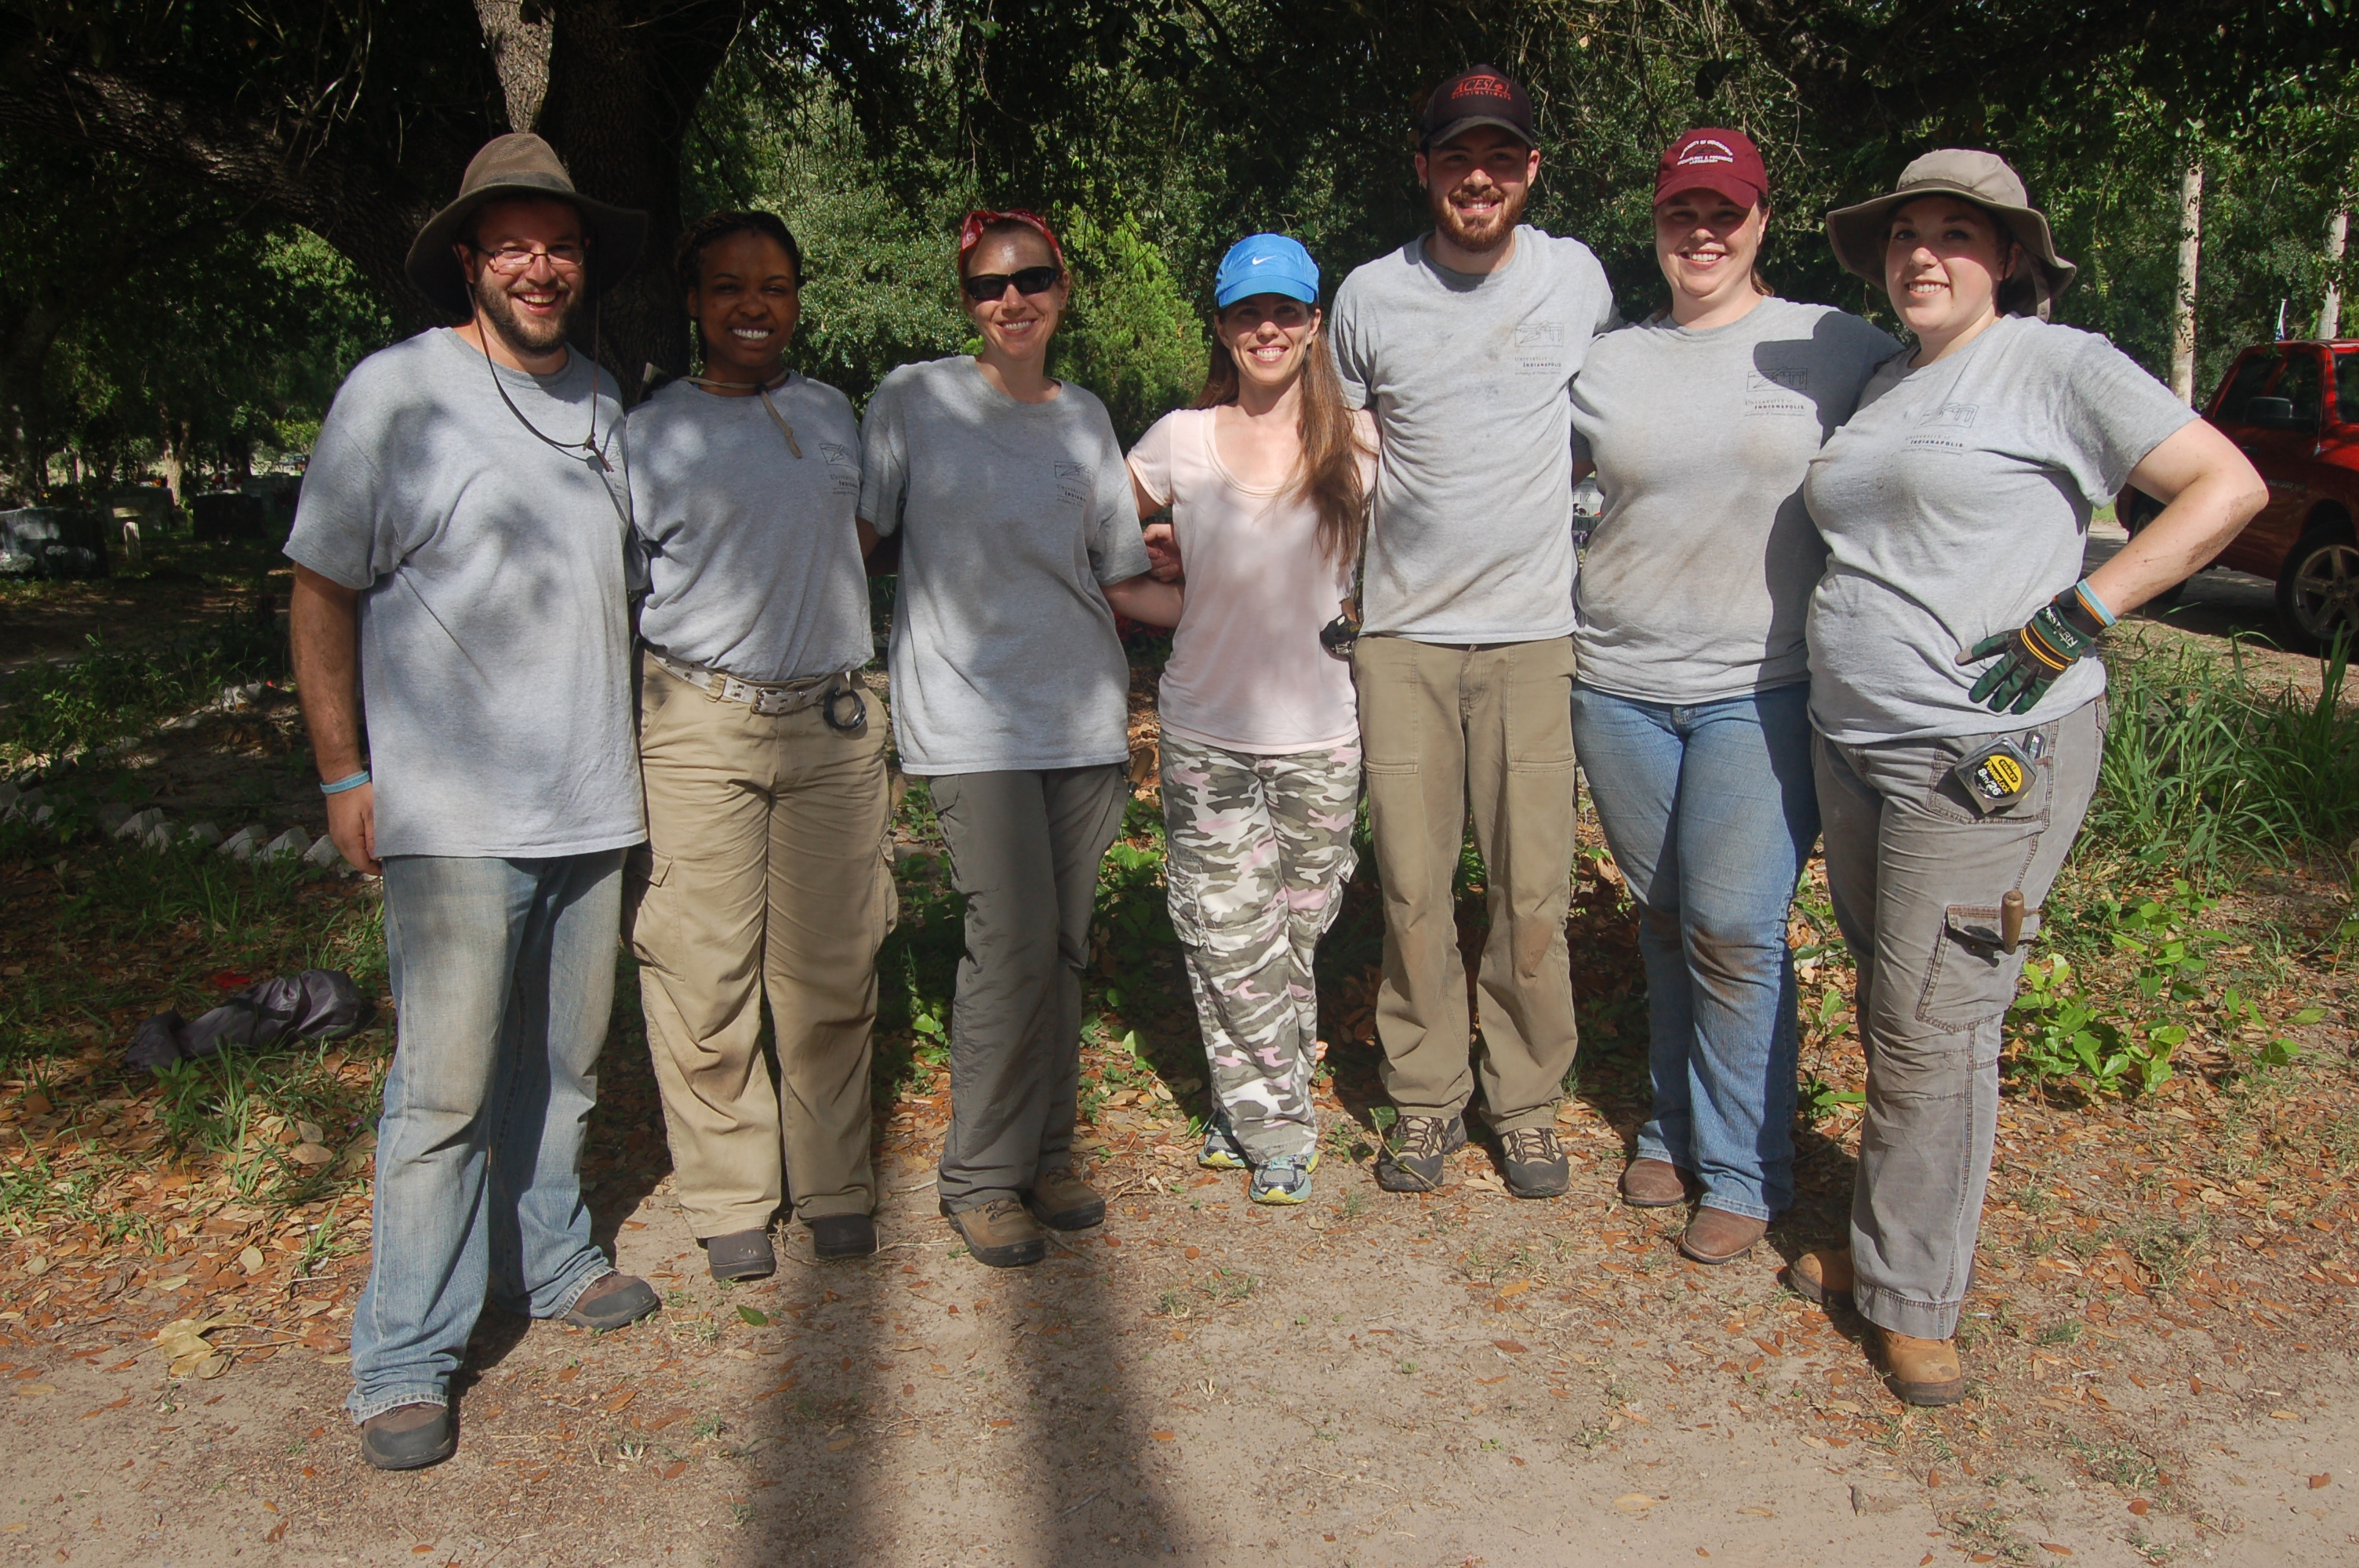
top-left (1453, 74), bottom-right (1513, 102)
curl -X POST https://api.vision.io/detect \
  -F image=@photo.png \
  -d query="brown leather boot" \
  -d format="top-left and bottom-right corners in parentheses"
top-left (1023, 1167), bottom-right (1105, 1231)
top-left (1877, 1328), bottom-right (1967, 1406)
top-left (1617, 1157), bottom-right (1692, 1207)
top-left (1680, 1207), bottom-right (1767, 1265)
top-left (943, 1197), bottom-right (1046, 1268)
top-left (1786, 1245), bottom-right (1855, 1306)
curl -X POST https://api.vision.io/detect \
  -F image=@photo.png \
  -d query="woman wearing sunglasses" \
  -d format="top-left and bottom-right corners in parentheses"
top-left (624, 211), bottom-right (892, 1277)
top-left (1567, 130), bottom-right (1896, 1267)
top-left (1797, 152), bottom-right (2261, 1404)
top-left (1129, 234), bottom-right (1373, 1207)
top-left (858, 209), bottom-right (1180, 1269)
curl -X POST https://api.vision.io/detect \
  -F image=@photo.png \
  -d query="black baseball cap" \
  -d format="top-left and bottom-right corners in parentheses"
top-left (1421, 65), bottom-right (1536, 151)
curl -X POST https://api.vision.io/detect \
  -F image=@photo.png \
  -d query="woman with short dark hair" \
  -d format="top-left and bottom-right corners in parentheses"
top-left (1794, 151), bottom-right (2264, 1403)
top-left (626, 210), bottom-right (892, 1278)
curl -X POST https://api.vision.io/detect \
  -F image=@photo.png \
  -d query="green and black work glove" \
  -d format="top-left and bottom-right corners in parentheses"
top-left (1955, 579), bottom-right (2116, 715)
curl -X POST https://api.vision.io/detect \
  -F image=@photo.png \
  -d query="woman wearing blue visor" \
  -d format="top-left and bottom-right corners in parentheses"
top-left (1129, 234), bottom-right (1376, 1204)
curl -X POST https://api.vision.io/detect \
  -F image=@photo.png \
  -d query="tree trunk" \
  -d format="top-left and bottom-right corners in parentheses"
top-left (2321, 209), bottom-right (2348, 342)
top-left (2168, 152), bottom-right (2204, 406)
top-left (158, 417), bottom-right (189, 506)
top-left (475, 0), bottom-right (556, 132)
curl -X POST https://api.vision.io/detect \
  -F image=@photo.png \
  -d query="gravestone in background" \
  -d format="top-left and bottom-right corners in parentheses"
top-left (0, 508), bottom-right (111, 579)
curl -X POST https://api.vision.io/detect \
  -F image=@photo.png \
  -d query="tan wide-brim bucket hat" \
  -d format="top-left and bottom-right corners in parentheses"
top-left (1825, 148), bottom-right (2077, 315)
top-left (404, 133), bottom-right (650, 319)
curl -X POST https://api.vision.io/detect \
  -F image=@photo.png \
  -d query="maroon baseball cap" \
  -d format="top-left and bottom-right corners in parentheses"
top-left (1421, 64), bottom-right (1536, 151)
top-left (1654, 128), bottom-right (1768, 209)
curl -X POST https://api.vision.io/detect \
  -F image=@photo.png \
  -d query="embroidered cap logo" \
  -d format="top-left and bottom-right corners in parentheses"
top-left (1676, 136), bottom-right (1737, 166)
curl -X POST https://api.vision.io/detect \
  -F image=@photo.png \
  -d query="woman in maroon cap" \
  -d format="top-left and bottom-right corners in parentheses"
top-left (1568, 129), bottom-right (1897, 1268)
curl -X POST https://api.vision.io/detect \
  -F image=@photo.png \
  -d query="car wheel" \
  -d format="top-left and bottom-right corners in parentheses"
top-left (2119, 489), bottom-right (2183, 610)
top-left (2275, 528), bottom-right (2359, 654)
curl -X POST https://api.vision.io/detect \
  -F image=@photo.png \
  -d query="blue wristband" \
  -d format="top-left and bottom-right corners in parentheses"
top-left (320, 769), bottom-right (371, 796)
top-left (2070, 578), bottom-right (2117, 628)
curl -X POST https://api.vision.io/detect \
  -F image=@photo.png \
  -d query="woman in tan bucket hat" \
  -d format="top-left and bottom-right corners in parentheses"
top-left (1788, 150), bottom-right (2265, 1405)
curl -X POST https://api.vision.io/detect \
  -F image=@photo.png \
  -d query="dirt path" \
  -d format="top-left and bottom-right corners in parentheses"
top-left (6, 1110), bottom-right (2354, 1568)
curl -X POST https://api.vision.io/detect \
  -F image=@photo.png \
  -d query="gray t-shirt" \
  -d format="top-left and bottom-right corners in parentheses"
top-left (1571, 298), bottom-right (1899, 702)
top-left (1329, 226), bottom-right (1619, 642)
top-left (285, 328), bottom-right (642, 858)
top-left (627, 375), bottom-right (873, 684)
top-left (857, 356), bottom-right (1150, 775)
top-left (1804, 314), bottom-right (2197, 744)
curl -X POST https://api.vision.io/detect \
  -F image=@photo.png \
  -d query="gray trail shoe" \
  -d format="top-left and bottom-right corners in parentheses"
top-left (561, 1271), bottom-right (660, 1330)
top-left (359, 1402), bottom-right (455, 1471)
top-left (943, 1196), bottom-right (1047, 1268)
top-left (1375, 1113), bottom-right (1466, 1192)
top-left (1499, 1126), bottom-right (1569, 1198)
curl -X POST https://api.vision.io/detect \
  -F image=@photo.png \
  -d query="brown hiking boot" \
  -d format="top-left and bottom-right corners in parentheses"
top-left (1680, 1206), bottom-right (1767, 1265)
top-left (1786, 1245), bottom-right (1856, 1307)
top-left (943, 1197), bottom-right (1046, 1268)
top-left (1877, 1328), bottom-right (1967, 1406)
top-left (1617, 1157), bottom-right (1692, 1207)
top-left (1024, 1167), bottom-right (1105, 1231)
top-left (1499, 1127), bottom-right (1568, 1198)
top-left (1375, 1113), bottom-right (1466, 1192)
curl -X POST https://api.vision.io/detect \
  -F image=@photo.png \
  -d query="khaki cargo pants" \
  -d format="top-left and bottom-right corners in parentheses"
top-left (628, 655), bottom-right (897, 1237)
top-left (1350, 634), bottom-right (1580, 1132)
top-left (1813, 697), bottom-right (2103, 1341)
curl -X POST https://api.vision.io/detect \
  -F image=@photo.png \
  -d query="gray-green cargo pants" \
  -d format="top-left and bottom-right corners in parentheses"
top-left (930, 765), bottom-right (1129, 1212)
top-left (1351, 634), bottom-right (1580, 1133)
top-left (1812, 698), bottom-right (2103, 1341)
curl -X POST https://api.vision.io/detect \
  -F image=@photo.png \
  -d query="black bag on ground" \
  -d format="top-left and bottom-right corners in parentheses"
top-left (125, 969), bottom-right (372, 1072)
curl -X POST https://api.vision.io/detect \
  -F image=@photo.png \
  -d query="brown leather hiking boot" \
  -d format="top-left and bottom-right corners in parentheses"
top-left (1617, 1157), bottom-right (1692, 1207)
top-left (1787, 1245), bottom-right (1856, 1306)
top-left (1680, 1207), bottom-right (1767, 1265)
top-left (943, 1197), bottom-right (1046, 1268)
top-left (1024, 1167), bottom-right (1105, 1231)
top-left (1877, 1328), bottom-right (1967, 1406)
top-left (1375, 1113), bottom-right (1466, 1192)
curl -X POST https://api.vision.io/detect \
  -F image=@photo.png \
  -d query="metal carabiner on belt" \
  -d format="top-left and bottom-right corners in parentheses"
top-left (822, 680), bottom-right (867, 735)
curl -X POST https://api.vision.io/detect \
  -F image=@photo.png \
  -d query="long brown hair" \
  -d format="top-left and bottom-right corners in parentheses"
top-left (1194, 313), bottom-right (1371, 567)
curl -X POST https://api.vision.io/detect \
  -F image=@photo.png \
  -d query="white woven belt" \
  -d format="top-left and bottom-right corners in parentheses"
top-left (653, 655), bottom-right (844, 717)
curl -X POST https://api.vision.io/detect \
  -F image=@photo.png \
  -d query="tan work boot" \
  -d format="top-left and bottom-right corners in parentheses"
top-left (1617, 1157), bottom-right (1692, 1207)
top-left (1786, 1245), bottom-right (1855, 1306)
top-left (1877, 1328), bottom-right (1967, 1406)
top-left (943, 1197), bottom-right (1046, 1268)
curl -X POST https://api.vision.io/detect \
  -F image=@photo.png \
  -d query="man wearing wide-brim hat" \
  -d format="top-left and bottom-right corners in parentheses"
top-left (285, 133), bottom-right (661, 1471)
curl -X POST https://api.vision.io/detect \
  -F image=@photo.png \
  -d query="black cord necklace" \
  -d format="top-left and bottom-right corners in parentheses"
top-left (471, 301), bottom-right (611, 472)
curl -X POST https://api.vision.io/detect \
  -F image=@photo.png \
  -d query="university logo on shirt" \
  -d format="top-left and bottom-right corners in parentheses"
top-left (1054, 461), bottom-right (1092, 506)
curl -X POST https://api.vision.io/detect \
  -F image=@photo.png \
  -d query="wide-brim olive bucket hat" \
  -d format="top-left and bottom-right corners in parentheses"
top-left (404, 133), bottom-right (650, 319)
top-left (1825, 148), bottom-right (2077, 318)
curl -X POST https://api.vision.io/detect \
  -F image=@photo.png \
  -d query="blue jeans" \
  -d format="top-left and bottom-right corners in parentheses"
top-left (347, 851), bottom-right (627, 1421)
top-left (1568, 684), bottom-right (1818, 1221)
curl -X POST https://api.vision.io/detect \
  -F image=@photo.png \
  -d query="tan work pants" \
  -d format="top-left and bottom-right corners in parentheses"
top-left (628, 655), bottom-right (897, 1236)
top-left (1351, 634), bottom-right (1579, 1131)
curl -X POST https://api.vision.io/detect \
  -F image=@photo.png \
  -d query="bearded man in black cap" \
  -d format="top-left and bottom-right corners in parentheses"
top-left (285, 134), bottom-right (660, 1471)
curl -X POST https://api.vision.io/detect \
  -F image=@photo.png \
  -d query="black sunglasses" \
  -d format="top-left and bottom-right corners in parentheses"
top-left (961, 265), bottom-right (1061, 303)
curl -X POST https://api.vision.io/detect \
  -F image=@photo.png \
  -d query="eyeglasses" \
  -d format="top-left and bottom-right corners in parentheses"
top-left (961, 266), bottom-right (1061, 303)
top-left (472, 241), bottom-right (588, 274)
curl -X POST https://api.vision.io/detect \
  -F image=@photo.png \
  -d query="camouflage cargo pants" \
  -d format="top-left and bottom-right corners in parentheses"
top-left (1159, 734), bottom-right (1361, 1163)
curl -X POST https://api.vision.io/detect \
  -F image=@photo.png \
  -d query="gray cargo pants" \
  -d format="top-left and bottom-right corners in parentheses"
top-left (1812, 698), bottom-right (2103, 1341)
top-left (930, 765), bottom-right (1129, 1212)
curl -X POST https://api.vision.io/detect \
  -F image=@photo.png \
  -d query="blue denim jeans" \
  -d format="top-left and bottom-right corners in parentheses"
top-left (1568, 683), bottom-right (1818, 1221)
top-left (347, 851), bottom-right (627, 1422)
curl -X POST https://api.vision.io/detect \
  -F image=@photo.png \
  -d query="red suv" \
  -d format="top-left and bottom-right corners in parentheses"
top-left (2123, 339), bottom-right (2359, 652)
